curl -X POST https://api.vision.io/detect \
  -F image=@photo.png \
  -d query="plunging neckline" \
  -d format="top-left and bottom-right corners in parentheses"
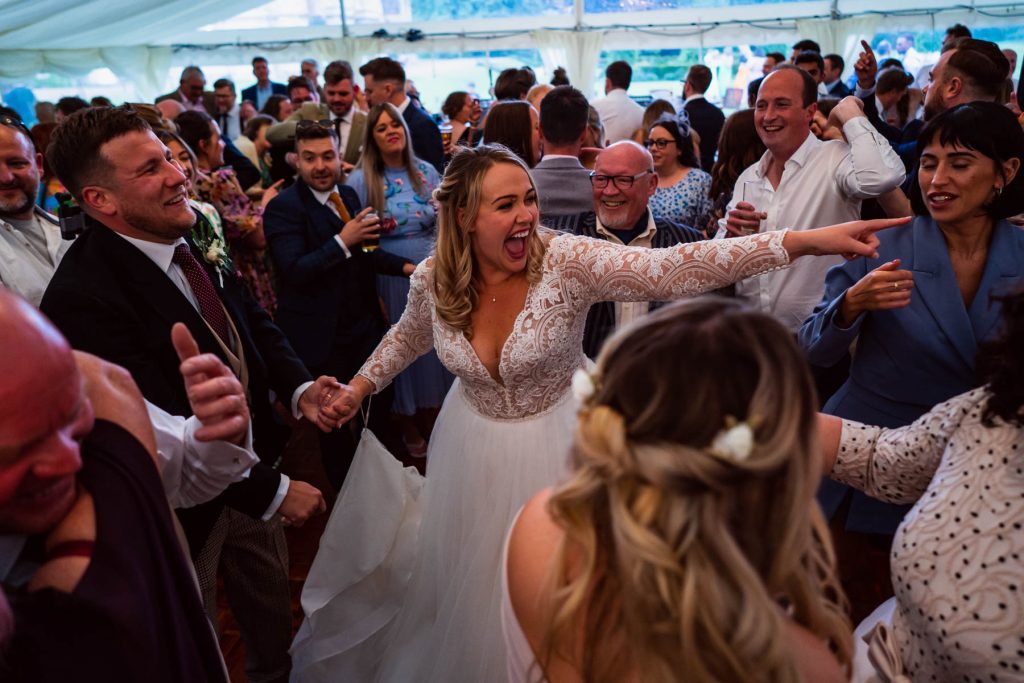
top-left (463, 280), bottom-right (536, 387)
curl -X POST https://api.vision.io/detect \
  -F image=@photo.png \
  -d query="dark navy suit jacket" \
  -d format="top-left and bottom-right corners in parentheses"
top-left (800, 216), bottom-right (1024, 533)
top-left (241, 81), bottom-right (288, 106)
top-left (263, 180), bottom-right (411, 372)
top-left (402, 103), bottom-right (445, 175)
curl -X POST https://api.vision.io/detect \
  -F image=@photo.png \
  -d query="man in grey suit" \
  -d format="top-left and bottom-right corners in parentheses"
top-left (323, 60), bottom-right (367, 169)
top-left (155, 65), bottom-right (217, 116)
top-left (532, 85), bottom-right (593, 220)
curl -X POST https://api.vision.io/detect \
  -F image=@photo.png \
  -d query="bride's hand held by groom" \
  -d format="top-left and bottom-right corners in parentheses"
top-left (782, 216), bottom-right (911, 261)
top-left (316, 377), bottom-right (371, 430)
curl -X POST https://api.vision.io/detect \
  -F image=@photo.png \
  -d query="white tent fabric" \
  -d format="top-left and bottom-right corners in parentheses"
top-left (532, 30), bottom-right (605, 97)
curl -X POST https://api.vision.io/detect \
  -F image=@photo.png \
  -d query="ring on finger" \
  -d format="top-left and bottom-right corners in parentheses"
top-left (892, 282), bottom-right (899, 290)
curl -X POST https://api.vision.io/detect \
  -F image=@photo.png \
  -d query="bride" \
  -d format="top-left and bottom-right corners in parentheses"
top-left (291, 144), bottom-right (906, 682)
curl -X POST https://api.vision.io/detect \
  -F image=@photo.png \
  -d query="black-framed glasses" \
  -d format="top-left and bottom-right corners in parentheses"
top-left (643, 138), bottom-right (673, 150)
top-left (589, 170), bottom-right (651, 190)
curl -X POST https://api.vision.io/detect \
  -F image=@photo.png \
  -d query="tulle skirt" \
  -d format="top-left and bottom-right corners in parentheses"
top-left (291, 380), bottom-right (578, 682)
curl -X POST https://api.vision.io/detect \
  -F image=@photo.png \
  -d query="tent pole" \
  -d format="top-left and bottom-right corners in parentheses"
top-left (574, 0), bottom-right (584, 31)
top-left (339, 0), bottom-right (349, 38)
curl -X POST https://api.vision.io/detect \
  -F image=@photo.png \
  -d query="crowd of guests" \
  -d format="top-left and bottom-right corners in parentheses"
top-left (0, 23), bottom-right (1022, 682)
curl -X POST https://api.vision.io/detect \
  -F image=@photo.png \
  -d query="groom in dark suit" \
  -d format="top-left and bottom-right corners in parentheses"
top-left (263, 121), bottom-right (414, 488)
top-left (39, 105), bottom-right (340, 683)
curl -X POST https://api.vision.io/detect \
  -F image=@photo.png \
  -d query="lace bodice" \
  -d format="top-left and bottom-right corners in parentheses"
top-left (358, 231), bottom-right (789, 420)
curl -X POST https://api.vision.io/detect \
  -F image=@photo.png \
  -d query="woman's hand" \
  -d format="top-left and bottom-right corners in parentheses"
top-left (318, 376), bottom-right (373, 430)
top-left (837, 259), bottom-right (914, 326)
top-left (260, 179), bottom-right (285, 210)
top-left (783, 216), bottom-right (911, 260)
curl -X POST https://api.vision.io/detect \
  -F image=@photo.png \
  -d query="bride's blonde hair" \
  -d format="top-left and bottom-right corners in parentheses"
top-left (542, 298), bottom-right (851, 682)
top-left (432, 144), bottom-right (546, 338)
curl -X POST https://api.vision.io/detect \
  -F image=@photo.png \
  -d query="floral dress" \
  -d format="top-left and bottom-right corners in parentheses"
top-left (649, 168), bottom-right (714, 230)
top-left (194, 167), bottom-right (277, 315)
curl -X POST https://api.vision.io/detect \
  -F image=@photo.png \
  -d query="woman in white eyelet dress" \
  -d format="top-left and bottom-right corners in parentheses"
top-left (289, 145), bottom-right (906, 683)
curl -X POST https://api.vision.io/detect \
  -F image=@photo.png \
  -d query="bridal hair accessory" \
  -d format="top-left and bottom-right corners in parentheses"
top-left (708, 417), bottom-right (755, 462)
top-left (571, 368), bottom-right (600, 403)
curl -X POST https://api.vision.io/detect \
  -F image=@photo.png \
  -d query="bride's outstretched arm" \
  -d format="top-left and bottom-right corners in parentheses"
top-left (553, 217), bottom-right (909, 306)
top-left (322, 262), bottom-right (437, 427)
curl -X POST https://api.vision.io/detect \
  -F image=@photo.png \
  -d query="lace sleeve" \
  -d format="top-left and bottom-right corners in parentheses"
top-left (831, 389), bottom-right (983, 504)
top-left (549, 231), bottom-right (790, 307)
top-left (356, 262), bottom-right (436, 393)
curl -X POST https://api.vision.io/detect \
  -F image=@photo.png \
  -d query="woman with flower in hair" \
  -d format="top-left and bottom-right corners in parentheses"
top-left (646, 112), bottom-right (714, 229)
top-left (294, 144), bottom-right (905, 682)
top-left (504, 297), bottom-right (851, 683)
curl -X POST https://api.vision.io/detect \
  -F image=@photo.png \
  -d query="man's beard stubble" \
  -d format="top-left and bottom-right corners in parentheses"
top-left (0, 185), bottom-right (36, 220)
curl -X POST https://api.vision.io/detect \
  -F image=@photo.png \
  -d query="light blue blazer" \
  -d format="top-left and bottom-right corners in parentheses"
top-left (800, 215), bottom-right (1024, 533)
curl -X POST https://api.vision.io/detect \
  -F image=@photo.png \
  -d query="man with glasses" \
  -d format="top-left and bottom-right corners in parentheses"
top-left (0, 114), bottom-right (70, 306)
top-left (560, 141), bottom-right (703, 358)
top-left (263, 119), bottom-right (414, 488)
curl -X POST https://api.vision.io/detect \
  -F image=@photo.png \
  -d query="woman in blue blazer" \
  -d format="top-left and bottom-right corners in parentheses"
top-left (800, 102), bottom-right (1024, 536)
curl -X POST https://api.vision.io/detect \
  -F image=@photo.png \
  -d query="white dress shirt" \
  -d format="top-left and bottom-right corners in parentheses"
top-left (217, 104), bottom-right (241, 140)
top-left (0, 210), bottom-right (69, 307)
top-left (331, 110), bottom-right (354, 157)
top-left (591, 89), bottom-right (644, 144)
top-left (114, 232), bottom-right (306, 519)
top-left (311, 186), bottom-right (355, 258)
top-left (716, 117), bottom-right (905, 331)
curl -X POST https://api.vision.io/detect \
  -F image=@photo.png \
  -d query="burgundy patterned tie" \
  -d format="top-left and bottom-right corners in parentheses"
top-left (172, 243), bottom-right (231, 344)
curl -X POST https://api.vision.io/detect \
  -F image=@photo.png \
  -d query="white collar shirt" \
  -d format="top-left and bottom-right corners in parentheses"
top-left (716, 117), bottom-right (905, 331)
top-left (591, 88), bottom-right (644, 145)
top-left (0, 210), bottom-right (69, 307)
top-left (395, 96), bottom-right (411, 116)
top-left (112, 231), bottom-right (295, 518)
top-left (311, 186), bottom-right (354, 258)
top-left (330, 109), bottom-right (354, 155)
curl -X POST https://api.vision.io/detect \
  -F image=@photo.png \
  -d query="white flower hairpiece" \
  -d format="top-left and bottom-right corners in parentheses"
top-left (571, 368), bottom-right (598, 403)
top-left (708, 417), bottom-right (755, 462)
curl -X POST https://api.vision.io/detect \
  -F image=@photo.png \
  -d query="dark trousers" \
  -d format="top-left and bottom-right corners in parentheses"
top-left (311, 331), bottom-right (392, 491)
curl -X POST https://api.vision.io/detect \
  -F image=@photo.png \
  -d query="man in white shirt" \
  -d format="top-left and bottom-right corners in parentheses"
top-left (212, 78), bottom-right (242, 140)
top-left (720, 65), bottom-right (905, 332)
top-left (591, 60), bottom-right (644, 144)
top-left (323, 60), bottom-right (367, 168)
top-left (0, 118), bottom-right (69, 307)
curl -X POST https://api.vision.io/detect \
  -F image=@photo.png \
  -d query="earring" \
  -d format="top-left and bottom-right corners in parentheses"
top-left (994, 186), bottom-right (1003, 197)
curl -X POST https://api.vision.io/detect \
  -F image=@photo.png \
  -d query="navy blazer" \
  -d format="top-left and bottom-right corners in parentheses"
top-left (683, 97), bottom-right (725, 173)
top-left (263, 180), bottom-right (411, 370)
top-left (40, 222), bottom-right (312, 553)
top-left (403, 103), bottom-right (445, 175)
top-left (800, 216), bottom-right (1024, 532)
top-left (240, 81), bottom-right (288, 107)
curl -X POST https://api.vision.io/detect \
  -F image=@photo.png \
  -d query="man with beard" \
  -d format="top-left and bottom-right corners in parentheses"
top-left (39, 105), bottom-right (342, 683)
top-left (263, 121), bottom-right (413, 488)
top-left (559, 141), bottom-right (703, 358)
top-left (323, 60), bottom-right (366, 169)
top-left (0, 116), bottom-right (69, 307)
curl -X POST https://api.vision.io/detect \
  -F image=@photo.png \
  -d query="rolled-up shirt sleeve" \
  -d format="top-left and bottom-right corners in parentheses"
top-left (835, 117), bottom-right (906, 199)
top-left (146, 401), bottom-right (259, 509)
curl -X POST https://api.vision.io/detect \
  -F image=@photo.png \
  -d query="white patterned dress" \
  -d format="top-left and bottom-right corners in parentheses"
top-left (291, 230), bottom-right (790, 682)
top-left (833, 387), bottom-right (1024, 682)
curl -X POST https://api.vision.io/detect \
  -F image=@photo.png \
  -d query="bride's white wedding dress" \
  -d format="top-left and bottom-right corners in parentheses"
top-left (291, 230), bottom-right (790, 682)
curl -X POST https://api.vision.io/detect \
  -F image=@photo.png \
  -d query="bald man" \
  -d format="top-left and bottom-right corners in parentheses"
top-left (0, 290), bottom-right (259, 679)
top-left (560, 141), bottom-right (703, 357)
